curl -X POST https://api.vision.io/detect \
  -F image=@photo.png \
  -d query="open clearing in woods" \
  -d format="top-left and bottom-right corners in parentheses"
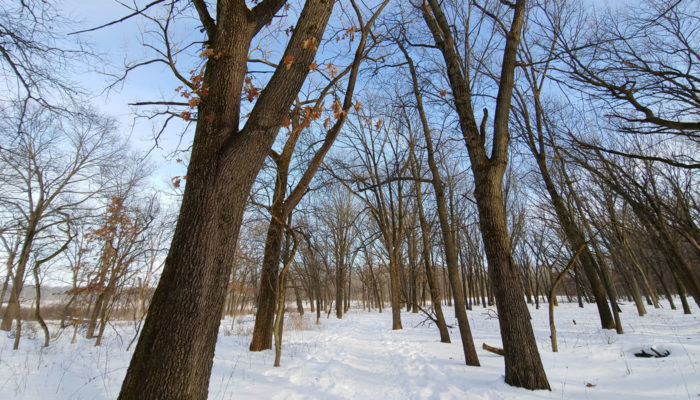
top-left (1, 300), bottom-right (698, 399)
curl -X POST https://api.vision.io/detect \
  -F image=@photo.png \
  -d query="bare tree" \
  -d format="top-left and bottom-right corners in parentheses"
top-left (558, 0), bottom-right (700, 168)
top-left (406, 136), bottom-right (450, 343)
top-left (108, 1), bottom-right (338, 398)
top-left (249, 0), bottom-right (389, 351)
top-left (0, 105), bottom-right (122, 338)
top-left (332, 108), bottom-right (412, 330)
top-left (510, 3), bottom-right (616, 330)
top-left (0, 0), bottom-right (87, 109)
top-left (318, 186), bottom-right (359, 319)
top-left (398, 40), bottom-right (479, 365)
top-left (418, 0), bottom-right (550, 389)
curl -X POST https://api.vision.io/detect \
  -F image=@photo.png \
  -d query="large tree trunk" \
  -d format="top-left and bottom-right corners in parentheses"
top-left (118, 2), bottom-right (333, 398)
top-left (475, 175), bottom-right (549, 389)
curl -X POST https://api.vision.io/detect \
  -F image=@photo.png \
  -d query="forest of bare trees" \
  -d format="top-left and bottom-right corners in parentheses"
top-left (0, 0), bottom-right (697, 399)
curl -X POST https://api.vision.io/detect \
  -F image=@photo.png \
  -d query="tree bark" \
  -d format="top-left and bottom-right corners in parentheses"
top-left (250, 196), bottom-right (286, 351)
top-left (274, 233), bottom-right (298, 367)
top-left (400, 43), bottom-right (475, 361)
top-left (421, 0), bottom-right (549, 389)
top-left (1, 217), bottom-right (38, 331)
top-left (118, 2), bottom-right (333, 398)
top-left (33, 264), bottom-right (49, 347)
top-left (407, 143), bottom-right (450, 343)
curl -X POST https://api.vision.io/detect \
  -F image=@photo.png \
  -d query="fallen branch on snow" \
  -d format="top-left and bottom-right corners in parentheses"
top-left (482, 342), bottom-right (504, 356)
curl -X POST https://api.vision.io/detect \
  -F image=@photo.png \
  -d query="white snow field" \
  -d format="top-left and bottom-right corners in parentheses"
top-left (0, 300), bottom-right (698, 399)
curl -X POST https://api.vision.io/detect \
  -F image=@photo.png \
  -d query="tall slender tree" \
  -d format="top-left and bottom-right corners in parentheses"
top-left (419, 0), bottom-right (550, 389)
top-left (398, 41), bottom-right (479, 365)
top-left (249, 0), bottom-right (389, 350)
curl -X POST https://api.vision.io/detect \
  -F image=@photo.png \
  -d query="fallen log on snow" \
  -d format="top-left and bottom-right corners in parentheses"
top-left (482, 343), bottom-right (504, 356)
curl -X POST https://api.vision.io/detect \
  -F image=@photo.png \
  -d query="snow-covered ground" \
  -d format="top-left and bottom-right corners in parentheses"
top-left (1, 300), bottom-right (698, 399)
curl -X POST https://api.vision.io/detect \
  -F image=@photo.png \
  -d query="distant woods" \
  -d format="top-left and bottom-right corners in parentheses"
top-left (0, 0), bottom-right (697, 398)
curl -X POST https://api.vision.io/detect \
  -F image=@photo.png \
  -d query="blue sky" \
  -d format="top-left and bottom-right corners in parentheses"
top-left (61, 0), bottom-right (194, 194)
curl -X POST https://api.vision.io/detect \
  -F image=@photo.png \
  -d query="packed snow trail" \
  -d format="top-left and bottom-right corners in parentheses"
top-left (209, 303), bottom-right (699, 400)
top-left (0, 301), bottom-right (698, 399)
top-left (211, 310), bottom-right (517, 400)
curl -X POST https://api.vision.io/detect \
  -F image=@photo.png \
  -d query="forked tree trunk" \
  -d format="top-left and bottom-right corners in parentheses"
top-left (421, 0), bottom-right (549, 389)
top-left (250, 0), bottom-right (387, 345)
top-left (118, 2), bottom-right (333, 398)
top-left (476, 177), bottom-right (549, 388)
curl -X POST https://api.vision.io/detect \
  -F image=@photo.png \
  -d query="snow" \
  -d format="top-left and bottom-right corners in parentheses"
top-left (1, 300), bottom-right (699, 399)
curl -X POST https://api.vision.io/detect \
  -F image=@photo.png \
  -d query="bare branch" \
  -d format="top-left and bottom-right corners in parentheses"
top-left (69, 0), bottom-right (168, 35)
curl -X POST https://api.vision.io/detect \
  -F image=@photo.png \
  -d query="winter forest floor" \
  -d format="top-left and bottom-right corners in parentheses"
top-left (0, 300), bottom-right (699, 399)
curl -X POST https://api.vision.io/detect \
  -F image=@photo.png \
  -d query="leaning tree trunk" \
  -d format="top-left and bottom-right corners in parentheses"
top-left (0, 248), bottom-right (17, 315)
top-left (1, 219), bottom-right (38, 331)
top-left (401, 43), bottom-right (476, 362)
top-left (118, 2), bottom-right (333, 399)
top-left (533, 158), bottom-right (615, 329)
top-left (410, 159), bottom-right (450, 343)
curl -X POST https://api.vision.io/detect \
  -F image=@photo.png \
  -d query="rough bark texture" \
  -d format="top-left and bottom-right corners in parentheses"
top-left (389, 256), bottom-right (403, 329)
top-left (475, 177), bottom-right (548, 389)
top-left (274, 233), bottom-right (297, 367)
top-left (421, 0), bottom-right (550, 390)
top-left (118, 1), bottom-right (333, 398)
